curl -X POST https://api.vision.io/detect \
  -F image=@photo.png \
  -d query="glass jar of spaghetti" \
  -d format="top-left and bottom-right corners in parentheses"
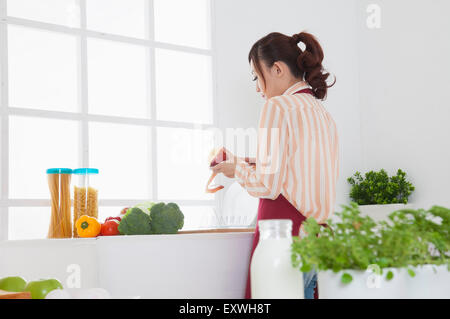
top-left (73, 168), bottom-right (99, 238)
top-left (47, 168), bottom-right (73, 238)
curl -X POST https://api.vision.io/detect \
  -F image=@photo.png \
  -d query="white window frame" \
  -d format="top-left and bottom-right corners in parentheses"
top-left (0, 0), bottom-right (219, 240)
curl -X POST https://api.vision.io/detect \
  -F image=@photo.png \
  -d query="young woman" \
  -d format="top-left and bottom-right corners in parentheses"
top-left (211, 31), bottom-right (339, 299)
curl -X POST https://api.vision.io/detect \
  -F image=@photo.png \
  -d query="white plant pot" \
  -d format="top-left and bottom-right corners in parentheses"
top-left (317, 268), bottom-right (407, 299)
top-left (404, 264), bottom-right (450, 299)
top-left (318, 265), bottom-right (450, 299)
top-left (358, 203), bottom-right (414, 223)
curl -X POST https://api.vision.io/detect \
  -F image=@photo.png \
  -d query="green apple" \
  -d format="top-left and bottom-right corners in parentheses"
top-left (0, 276), bottom-right (27, 292)
top-left (24, 279), bottom-right (63, 299)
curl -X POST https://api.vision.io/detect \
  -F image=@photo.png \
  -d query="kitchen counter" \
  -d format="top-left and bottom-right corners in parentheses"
top-left (0, 230), bottom-right (255, 298)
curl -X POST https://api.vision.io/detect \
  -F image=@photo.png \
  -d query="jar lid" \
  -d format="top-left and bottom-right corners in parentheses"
top-left (73, 168), bottom-right (99, 175)
top-left (46, 168), bottom-right (73, 174)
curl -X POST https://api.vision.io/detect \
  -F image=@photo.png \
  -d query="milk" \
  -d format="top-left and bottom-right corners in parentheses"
top-left (250, 219), bottom-right (304, 299)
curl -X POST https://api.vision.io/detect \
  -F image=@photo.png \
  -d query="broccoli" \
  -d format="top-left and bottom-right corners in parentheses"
top-left (118, 202), bottom-right (155, 235)
top-left (118, 201), bottom-right (184, 235)
top-left (148, 202), bottom-right (184, 234)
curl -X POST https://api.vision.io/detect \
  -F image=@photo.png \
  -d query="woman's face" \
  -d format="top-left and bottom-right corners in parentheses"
top-left (250, 59), bottom-right (293, 100)
top-left (250, 60), bottom-right (267, 100)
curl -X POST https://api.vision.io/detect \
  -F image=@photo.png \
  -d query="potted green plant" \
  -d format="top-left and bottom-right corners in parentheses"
top-left (388, 205), bottom-right (450, 298)
top-left (291, 203), bottom-right (450, 299)
top-left (347, 169), bottom-right (415, 222)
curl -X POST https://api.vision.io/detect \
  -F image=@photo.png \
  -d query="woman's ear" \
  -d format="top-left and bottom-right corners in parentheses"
top-left (272, 61), bottom-right (285, 78)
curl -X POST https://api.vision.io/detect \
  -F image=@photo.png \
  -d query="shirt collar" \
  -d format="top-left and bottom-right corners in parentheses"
top-left (282, 80), bottom-right (310, 95)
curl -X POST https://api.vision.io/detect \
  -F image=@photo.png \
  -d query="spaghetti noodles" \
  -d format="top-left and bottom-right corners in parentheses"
top-left (47, 171), bottom-right (72, 238)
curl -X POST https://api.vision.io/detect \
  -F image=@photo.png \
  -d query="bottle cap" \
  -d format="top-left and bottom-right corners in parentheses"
top-left (73, 168), bottom-right (99, 175)
top-left (46, 168), bottom-right (73, 174)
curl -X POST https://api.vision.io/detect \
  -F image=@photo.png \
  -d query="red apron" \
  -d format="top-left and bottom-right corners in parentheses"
top-left (244, 88), bottom-right (319, 299)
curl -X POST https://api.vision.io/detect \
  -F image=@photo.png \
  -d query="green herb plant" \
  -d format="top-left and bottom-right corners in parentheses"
top-left (291, 202), bottom-right (450, 284)
top-left (347, 169), bottom-right (415, 205)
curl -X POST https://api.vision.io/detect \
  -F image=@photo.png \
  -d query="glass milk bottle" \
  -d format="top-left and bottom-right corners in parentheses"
top-left (251, 219), bottom-right (304, 299)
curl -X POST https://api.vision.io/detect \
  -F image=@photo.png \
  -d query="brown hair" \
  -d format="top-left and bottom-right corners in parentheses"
top-left (248, 31), bottom-right (335, 100)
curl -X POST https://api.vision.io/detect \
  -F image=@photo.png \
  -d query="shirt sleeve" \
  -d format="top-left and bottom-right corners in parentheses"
top-left (235, 99), bottom-right (289, 199)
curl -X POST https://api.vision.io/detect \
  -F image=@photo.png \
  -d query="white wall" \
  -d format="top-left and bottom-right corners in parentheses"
top-left (213, 0), bottom-right (363, 210)
top-left (214, 0), bottom-right (450, 213)
top-left (356, 0), bottom-right (450, 208)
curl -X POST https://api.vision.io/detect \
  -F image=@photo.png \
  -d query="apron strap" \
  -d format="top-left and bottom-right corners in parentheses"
top-left (293, 88), bottom-right (314, 96)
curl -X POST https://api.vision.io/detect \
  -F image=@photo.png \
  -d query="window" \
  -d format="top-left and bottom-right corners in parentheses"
top-left (8, 26), bottom-right (79, 112)
top-left (0, 0), bottom-right (219, 240)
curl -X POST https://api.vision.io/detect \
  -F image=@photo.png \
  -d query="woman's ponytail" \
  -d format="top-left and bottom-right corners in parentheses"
top-left (291, 32), bottom-right (334, 100)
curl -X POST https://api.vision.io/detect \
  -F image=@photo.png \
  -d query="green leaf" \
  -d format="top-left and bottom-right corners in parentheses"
top-left (341, 273), bottom-right (353, 284)
top-left (407, 268), bottom-right (416, 277)
top-left (386, 270), bottom-right (394, 281)
top-left (301, 264), bottom-right (312, 273)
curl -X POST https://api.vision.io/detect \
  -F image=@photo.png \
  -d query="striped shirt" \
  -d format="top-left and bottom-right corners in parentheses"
top-left (235, 80), bottom-right (339, 224)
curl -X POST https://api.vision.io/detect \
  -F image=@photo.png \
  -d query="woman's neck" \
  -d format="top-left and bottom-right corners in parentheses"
top-left (282, 77), bottom-right (304, 93)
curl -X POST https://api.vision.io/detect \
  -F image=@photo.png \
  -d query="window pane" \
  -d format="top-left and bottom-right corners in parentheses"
top-left (7, 0), bottom-right (80, 28)
top-left (89, 122), bottom-right (151, 199)
top-left (155, 49), bottom-right (213, 124)
top-left (154, 0), bottom-right (210, 49)
top-left (87, 38), bottom-right (150, 118)
top-left (8, 207), bottom-right (51, 240)
top-left (97, 206), bottom-right (124, 224)
top-left (8, 26), bottom-right (79, 112)
top-left (9, 116), bottom-right (80, 199)
top-left (86, 0), bottom-right (148, 38)
top-left (157, 127), bottom-right (214, 200)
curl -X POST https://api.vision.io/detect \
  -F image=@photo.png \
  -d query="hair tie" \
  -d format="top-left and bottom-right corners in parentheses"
top-left (291, 33), bottom-right (306, 51)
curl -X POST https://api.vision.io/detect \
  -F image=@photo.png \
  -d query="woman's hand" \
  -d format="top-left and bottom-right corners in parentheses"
top-left (211, 161), bottom-right (237, 179)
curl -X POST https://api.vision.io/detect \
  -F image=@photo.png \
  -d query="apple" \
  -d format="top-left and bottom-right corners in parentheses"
top-left (0, 276), bottom-right (27, 292)
top-left (24, 278), bottom-right (63, 299)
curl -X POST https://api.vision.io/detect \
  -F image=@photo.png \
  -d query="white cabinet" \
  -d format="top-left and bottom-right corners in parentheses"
top-left (0, 232), bottom-right (254, 299)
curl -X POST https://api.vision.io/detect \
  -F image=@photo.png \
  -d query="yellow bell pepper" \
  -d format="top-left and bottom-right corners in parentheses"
top-left (76, 215), bottom-right (101, 238)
